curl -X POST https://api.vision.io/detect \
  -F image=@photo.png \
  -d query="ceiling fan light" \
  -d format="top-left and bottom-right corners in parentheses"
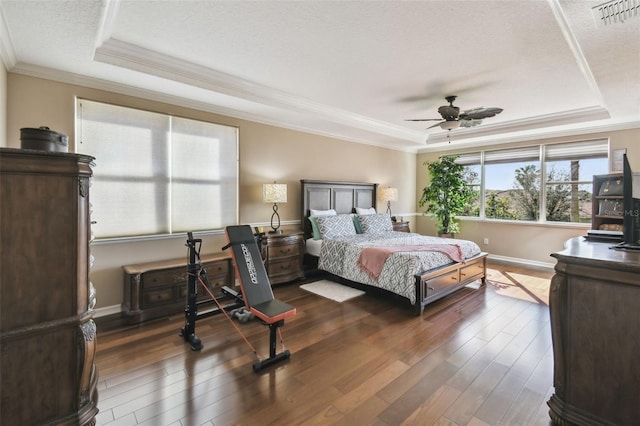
top-left (440, 120), bottom-right (461, 130)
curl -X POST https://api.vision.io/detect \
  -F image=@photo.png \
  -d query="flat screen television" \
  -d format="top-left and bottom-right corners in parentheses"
top-left (615, 153), bottom-right (640, 250)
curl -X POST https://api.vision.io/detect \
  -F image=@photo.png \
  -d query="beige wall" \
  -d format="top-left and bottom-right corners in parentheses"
top-left (0, 63), bottom-right (6, 147)
top-left (5, 72), bottom-right (640, 312)
top-left (5, 73), bottom-right (416, 310)
top-left (415, 128), bottom-right (640, 265)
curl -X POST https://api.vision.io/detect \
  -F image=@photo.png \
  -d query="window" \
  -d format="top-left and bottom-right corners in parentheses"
top-left (485, 147), bottom-right (541, 221)
top-left (456, 139), bottom-right (609, 224)
top-left (544, 141), bottom-right (609, 223)
top-left (456, 153), bottom-right (481, 217)
top-left (77, 99), bottom-right (238, 239)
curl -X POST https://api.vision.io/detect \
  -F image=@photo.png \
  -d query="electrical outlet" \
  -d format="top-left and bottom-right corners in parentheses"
top-left (483, 238), bottom-right (489, 245)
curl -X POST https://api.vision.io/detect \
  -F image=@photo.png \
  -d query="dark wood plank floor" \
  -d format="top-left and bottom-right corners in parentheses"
top-left (94, 261), bottom-right (555, 426)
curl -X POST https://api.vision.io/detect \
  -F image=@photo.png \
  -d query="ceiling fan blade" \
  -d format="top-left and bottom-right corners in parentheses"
top-left (459, 107), bottom-right (503, 120)
top-left (427, 121), bottom-right (446, 129)
top-left (405, 118), bottom-right (443, 122)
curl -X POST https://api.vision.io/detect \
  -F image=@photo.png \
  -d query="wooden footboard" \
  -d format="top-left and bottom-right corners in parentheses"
top-left (412, 252), bottom-right (488, 315)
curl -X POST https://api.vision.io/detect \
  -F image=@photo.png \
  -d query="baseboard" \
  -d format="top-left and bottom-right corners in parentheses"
top-left (487, 254), bottom-right (555, 271)
top-left (94, 304), bottom-right (121, 318)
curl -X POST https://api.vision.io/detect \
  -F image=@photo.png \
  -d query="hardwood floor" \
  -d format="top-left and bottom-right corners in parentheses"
top-left (94, 261), bottom-right (555, 426)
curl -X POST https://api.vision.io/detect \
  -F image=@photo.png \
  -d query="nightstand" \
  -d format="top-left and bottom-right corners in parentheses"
top-left (393, 221), bottom-right (411, 233)
top-left (261, 231), bottom-right (305, 284)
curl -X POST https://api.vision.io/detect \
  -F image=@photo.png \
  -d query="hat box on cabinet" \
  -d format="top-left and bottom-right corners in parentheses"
top-left (20, 127), bottom-right (69, 152)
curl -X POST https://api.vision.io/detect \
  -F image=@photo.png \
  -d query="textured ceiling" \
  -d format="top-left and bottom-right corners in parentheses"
top-left (1, 0), bottom-right (638, 152)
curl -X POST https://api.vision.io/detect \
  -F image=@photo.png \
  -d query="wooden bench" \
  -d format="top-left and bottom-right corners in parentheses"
top-left (122, 252), bottom-right (235, 324)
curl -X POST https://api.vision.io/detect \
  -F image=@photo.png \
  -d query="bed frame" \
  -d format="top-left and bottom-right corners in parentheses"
top-left (301, 179), bottom-right (487, 315)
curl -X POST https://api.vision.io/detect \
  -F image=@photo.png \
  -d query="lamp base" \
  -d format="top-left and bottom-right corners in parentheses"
top-left (268, 229), bottom-right (282, 235)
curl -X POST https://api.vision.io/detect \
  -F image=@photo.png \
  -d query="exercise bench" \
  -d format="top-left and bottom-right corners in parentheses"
top-left (223, 225), bottom-right (297, 371)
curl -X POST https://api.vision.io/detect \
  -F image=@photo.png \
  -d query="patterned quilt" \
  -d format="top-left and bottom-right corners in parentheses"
top-left (318, 232), bottom-right (481, 305)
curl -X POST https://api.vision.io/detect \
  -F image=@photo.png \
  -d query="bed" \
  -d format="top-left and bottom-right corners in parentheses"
top-left (301, 179), bottom-right (487, 315)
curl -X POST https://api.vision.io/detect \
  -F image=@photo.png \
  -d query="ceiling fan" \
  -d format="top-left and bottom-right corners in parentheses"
top-left (406, 95), bottom-right (503, 131)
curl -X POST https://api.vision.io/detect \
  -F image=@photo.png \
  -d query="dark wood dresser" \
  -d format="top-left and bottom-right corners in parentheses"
top-left (261, 231), bottom-right (305, 284)
top-left (122, 252), bottom-right (235, 324)
top-left (0, 148), bottom-right (98, 425)
top-left (548, 237), bottom-right (640, 425)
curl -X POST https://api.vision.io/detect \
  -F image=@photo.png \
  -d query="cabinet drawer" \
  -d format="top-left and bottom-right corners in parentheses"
top-left (178, 275), bottom-right (228, 300)
top-left (266, 241), bottom-right (302, 259)
top-left (202, 259), bottom-right (230, 277)
top-left (143, 266), bottom-right (188, 288)
top-left (424, 270), bottom-right (459, 296)
top-left (267, 258), bottom-right (301, 276)
top-left (143, 286), bottom-right (176, 307)
top-left (460, 259), bottom-right (484, 282)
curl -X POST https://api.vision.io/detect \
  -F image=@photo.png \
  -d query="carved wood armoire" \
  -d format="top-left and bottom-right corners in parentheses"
top-left (0, 148), bottom-right (98, 425)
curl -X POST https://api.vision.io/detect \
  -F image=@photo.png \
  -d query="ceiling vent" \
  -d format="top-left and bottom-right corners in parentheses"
top-left (592, 0), bottom-right (639, 25)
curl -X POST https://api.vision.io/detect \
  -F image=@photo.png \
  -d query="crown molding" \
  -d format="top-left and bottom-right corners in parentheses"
top-left (94, 38), bottom-right (424, 143)
top-left (548, 0), bottom-right (606, 108)
top-left (94, 0), bottom-right (121, 49)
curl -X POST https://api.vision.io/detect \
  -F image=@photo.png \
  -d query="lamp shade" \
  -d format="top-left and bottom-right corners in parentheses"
top-left (379, 187), bottom-right (398, 202)
top-left (263, 183), bottom-right (287, 203)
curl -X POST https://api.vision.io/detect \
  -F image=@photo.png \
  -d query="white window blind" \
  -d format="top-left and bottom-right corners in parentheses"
top-left (545, 139), bottom-right (609, 161)
top-left (77, 99), bottom-right (238, 239)
top-left (455, 152), bottom-right (482, 165)
top-left (484, 147), bottom-right (540, 164)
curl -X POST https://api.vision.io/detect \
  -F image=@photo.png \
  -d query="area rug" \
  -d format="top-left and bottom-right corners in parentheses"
top-left (300, 280), bottom-right (365, 303)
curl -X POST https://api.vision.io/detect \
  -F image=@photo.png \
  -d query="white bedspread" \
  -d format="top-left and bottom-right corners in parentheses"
top-left (318, 232), bottom-right (481, 305)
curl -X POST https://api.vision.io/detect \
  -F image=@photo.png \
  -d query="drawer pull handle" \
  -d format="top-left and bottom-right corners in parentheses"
top-left (427, 286), bottom-right (435, 291)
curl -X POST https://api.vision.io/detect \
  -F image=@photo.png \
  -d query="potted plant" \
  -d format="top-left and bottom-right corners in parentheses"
top-left (419, 154), bottom-right (475, 237)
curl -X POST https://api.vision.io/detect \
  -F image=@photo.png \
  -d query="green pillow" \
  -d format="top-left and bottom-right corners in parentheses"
top-left (308, 216), bottom-right (321, 240)
top-left (352, 214), bottom-right (363, 234)
top-left (308, 209), bottom-right (337, 240)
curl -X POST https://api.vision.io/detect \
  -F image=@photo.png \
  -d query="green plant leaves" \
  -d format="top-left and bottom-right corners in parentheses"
top-left (419, 155), bottom-right (476, 235)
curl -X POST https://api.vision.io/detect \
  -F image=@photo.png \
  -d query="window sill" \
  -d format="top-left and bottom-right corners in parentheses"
top-left (458, 216), bottom-right (591, 229)
top-left (92, 229), bottom-right (226, 245)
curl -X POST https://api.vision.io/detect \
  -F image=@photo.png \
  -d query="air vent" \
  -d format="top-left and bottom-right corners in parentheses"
top-left (592, 0), bottom-right (639, 25)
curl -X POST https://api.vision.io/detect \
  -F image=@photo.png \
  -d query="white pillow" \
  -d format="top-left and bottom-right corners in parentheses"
top-left (310, 208), bottom-right (337, 217)
top-left (355, 207), bottom-right (376, 215)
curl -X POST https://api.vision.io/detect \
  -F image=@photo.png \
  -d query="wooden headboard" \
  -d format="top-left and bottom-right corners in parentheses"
top-left (300, 179), bottom-right (378, 239)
